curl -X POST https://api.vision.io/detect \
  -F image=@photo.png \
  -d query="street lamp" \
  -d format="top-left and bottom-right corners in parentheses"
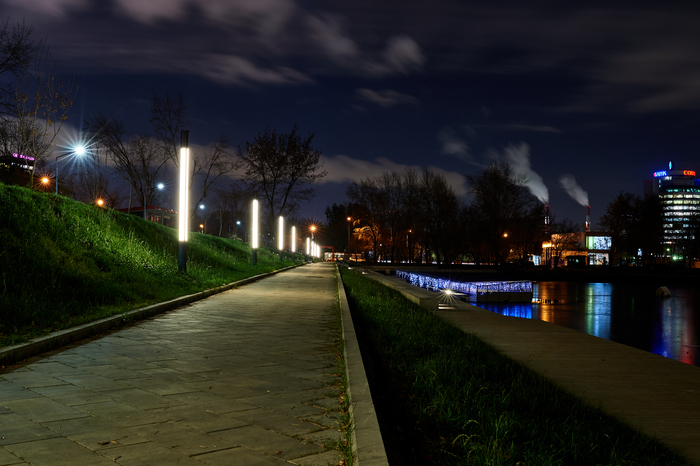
top-left (291, 226), bottom-right (296, 257)
top-left (155, 183), bottom-right (165, 224)
top-left (55, 145), bottom-right (86, 195)
top-left (252, 199), bottom-right (259, 266)
top-left (278, 216), bottom-right (284, 261)
top-left (178, 130), bottom-right (190, 272)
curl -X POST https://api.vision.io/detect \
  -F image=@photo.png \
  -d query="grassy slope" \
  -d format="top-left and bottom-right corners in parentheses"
top-left (0, 183), bottom-right (301, 346)
top-left (339, 266), bottom-right (689, 466)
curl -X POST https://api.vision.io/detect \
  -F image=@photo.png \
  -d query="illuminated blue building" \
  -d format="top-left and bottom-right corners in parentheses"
top-left (644, 161), bottom-right (700, 253)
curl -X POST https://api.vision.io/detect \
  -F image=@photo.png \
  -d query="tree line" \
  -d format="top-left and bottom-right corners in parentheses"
top-left (323, 163), bottom-right (581, 265)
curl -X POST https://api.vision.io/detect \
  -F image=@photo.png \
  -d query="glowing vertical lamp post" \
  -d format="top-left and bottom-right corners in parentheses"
top-left (306, 237), bottom-right (310, 261)
top-left (291, 226), bottom-right (296, 259)
top-left (278, 216), bottom-right (284, 262)
top-left (178, 130), bottom-right (190, 272)
top-left (251, 199), bottom-right (259, 266)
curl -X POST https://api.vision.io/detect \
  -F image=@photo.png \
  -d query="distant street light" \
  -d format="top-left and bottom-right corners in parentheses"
top-left (96, 198), bottom-right (105, 207)
top-left (156, 183), bottom-right (165, 224)
top-left (291, 226), bottom-right (296, 256)
top-left (55, 145), bottom-right (86, 195)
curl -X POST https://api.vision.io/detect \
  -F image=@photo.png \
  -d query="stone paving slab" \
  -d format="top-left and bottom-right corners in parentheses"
top-left (0, 263), bottom-right (361, 465)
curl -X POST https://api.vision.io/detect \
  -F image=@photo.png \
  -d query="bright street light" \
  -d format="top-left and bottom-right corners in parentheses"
top-left (178, 130), bottom-right (190, 272)
top-left (252, 199), bottom-right (259, 266)
top-left (278, 216), bottom-right (284, 262)
top-left (55, 145), bottom-right (86, 195)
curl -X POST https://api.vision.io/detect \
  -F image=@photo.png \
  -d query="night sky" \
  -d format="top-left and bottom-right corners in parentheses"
top-left (5, 0), bottom-right (700, 225)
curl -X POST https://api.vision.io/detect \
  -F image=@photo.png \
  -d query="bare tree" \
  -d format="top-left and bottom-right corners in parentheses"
top-left (239, 125), bottom-right (326, 233)
top-left (212, 181), bottom-right (248, 238)
top-left (0, 19), bottom-right (34, 116)
top-left (465, 162), bottom-right (539, 265)
top-left (86, 113), bottom-right (168, 218)
top-left (150, 89), bottom-right (188, 167)
top-left (150, 90), bottom-right (234, 217)
top-left (346, 178), bottom-right (383, 261)
top-left (548, 218), bottom-right (582, 267)
top-left (420, 169), bottom-right (460, 265)
top-left (189, 135), bottom-right (236, 218)
top-left (15, 41), bottom-right (75, 183)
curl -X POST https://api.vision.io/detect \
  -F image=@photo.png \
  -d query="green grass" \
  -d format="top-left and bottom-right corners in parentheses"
top-left (0, 183), bottom-right (303, 347)
top-left (339, 266), bottom-right (689, 466)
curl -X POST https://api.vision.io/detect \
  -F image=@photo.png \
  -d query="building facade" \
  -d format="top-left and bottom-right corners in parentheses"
top-left (644, 162), bottom-right (700, 254)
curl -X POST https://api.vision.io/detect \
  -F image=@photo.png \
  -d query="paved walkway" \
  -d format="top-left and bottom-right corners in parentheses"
top-left (0, 263), bottom-right (349, 466)
top-left (367, 271), bottom-right (700, 465)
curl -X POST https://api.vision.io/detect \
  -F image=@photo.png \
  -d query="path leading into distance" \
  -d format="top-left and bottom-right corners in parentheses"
top-left (0, 263), bottom-right (348, 466)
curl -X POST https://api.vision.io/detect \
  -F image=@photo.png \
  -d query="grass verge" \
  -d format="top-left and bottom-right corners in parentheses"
top-left (0, 183), bottom-right (303, 347)
top-left (339, 266), bottom-right (689, 465)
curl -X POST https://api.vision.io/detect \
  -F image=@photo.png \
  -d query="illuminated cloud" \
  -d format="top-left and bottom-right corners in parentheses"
top-left (438, 127), bottom-right (471, 162)
top-left (383, 35), bottom-right (425, 74)
top-left (4, 0), bottom-right (87, 17)
top-left (198, 54), bottom-right (312, 86)
top-left (356, 88), bottom-right (419, 108)
top-left (112, 0), bottom-right (296, 28)
top-left (307, 14), bottom-right (359, 63)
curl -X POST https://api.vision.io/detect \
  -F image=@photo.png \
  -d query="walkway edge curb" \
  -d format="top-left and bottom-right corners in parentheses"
top-left (0, 265), bottom-right (301, 367)
top-left (336, 264), bottom-right (390, 466)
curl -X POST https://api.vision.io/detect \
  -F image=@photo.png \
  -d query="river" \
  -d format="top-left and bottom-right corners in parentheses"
top-left (477, 282), bottom-right (700, 367)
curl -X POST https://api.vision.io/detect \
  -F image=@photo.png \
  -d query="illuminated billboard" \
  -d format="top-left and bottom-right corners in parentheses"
top-left (586, 236), bottom-right (611, 250)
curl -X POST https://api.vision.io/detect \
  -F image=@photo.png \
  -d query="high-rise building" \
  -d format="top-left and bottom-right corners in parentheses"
top-left (644, 162), bottom-right (700, 252)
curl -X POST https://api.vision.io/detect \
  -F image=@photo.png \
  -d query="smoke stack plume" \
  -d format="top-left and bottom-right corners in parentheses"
top-left (559, 174), bottom-right (589, 207)
top-left (586, 205), bottom-right (591, 232)
top-left (505, 143), bottom-right (549, 203)
top-left (545, 204), bottom-right (550, 234)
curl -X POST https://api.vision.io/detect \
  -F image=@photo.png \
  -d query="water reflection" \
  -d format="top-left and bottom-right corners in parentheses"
top-left (477, 282), bottom-right (700, 367)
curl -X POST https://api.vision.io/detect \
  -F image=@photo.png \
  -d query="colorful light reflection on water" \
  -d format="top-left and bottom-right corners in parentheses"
top-left (477, 282), bottom-right (700, 367)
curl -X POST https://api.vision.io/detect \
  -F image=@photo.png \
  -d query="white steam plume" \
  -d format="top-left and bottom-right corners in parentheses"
top-left (504, 143), bottom-right (549, 203)
top-left (559, 174), bottom-right (589, 206)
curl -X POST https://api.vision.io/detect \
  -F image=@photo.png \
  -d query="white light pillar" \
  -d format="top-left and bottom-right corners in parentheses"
top-left (178, 130), bottom-right (190, 272)
top-left (291, 226), bottom-right (296, 255)
top-left (252, 199), bottom-right (259, 265)
top-left (278, 216), bottom-right (284, 261)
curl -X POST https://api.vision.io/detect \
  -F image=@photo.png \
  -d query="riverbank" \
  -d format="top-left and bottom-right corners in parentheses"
top-left (360, 262), bottom-right (700, 286)
top-left (340, 266), bottom-right (691, 465)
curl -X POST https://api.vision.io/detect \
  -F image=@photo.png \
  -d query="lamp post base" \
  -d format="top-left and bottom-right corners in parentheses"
top-left (178, 242), bottom-right (187, 272)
